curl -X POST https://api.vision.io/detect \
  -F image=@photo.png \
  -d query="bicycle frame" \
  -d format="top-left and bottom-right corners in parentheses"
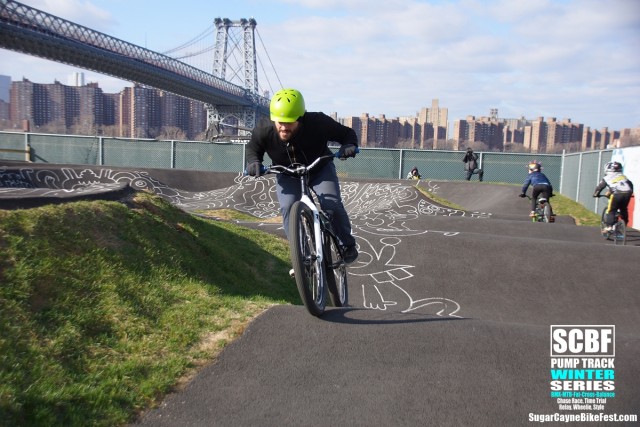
top-left (295, 164), bottom-right (325, 266)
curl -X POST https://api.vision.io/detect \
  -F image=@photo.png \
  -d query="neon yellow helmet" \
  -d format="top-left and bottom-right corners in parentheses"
top-left (270, 88), bottom-right (305, 122)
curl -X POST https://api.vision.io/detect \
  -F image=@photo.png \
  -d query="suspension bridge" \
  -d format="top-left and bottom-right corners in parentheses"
top-left (0, 0), bottom-right (280, 136)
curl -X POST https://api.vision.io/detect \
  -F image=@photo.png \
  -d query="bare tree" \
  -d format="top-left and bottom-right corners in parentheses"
top-left (38, 120), bottom-right (67, 134)
top-left (157, 126), bottom-right (187, 141)
top-left (504, 143), bottom-right (529, 153)
top-left (395, 138), bottom-right (418, 149)
top-left (459, 141), bottom-right (488, 152)
top-left (194, 131), bottom-right (208, 141)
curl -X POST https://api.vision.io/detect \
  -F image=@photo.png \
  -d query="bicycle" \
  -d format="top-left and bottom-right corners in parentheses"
top-left (597, 195), bottom-right (626, 245)
top-left (252, 151), bottom-right (355, 316)
top-left (524, 195), bottom-right (553, 223)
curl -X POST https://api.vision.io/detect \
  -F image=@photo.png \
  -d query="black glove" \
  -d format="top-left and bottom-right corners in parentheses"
top-left (337, 144), bottom-right (357, 159)
top-left (518, 193), bottom-right (526, 198)
top-left (246, 162), bottom-right (263, 177)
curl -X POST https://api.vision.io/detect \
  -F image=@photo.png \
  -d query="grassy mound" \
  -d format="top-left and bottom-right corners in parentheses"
top-left (0, 191), bottom-right (297, 427)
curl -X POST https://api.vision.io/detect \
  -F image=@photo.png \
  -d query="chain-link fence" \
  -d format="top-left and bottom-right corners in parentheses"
top-left (562, 150), bottom-right (612, 215)
top-left (1, 131), bottom-right (613, 213)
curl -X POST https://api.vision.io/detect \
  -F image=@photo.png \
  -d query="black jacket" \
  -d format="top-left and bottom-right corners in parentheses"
top-left (246, 112), bottom-right (358, 168)
top-left (463, 151), bottom-right (478, 171)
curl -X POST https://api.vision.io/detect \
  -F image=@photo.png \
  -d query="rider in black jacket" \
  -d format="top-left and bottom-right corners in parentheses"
top-left (245, 88), bottom-right (359, 264)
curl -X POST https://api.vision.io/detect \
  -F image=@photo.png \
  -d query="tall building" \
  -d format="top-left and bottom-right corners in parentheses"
top-left (159, 91), bottom-right (190, 135)
top-left (452, 115), bottom-right (504, 151)
top-left (0, 75), bottom-right (10, 102)
top-left (417, 98), bottom-right (448, 146)
top-left (187, 100), bottom-right (207, 140)
top-left (0, 75), bottom-right (11, 124)
top-left (10, 78), bottom-right (35, 131)
top-left (67, 72), bottom-right (85, 87)
top-left (74, 83), bottom-right (104, 134)
top-left (119, 86), bottom-right (160, 138)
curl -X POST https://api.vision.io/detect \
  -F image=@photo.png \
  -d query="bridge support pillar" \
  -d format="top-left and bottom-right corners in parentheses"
top-left (205, 104), bottom-right (258, 141)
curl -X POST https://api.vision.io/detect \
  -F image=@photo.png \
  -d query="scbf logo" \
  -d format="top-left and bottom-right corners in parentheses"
top-left (550, 325), bottom-right (615, 357)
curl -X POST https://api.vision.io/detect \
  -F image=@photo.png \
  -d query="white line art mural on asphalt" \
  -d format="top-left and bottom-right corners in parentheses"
top-left (337, 181), bottom-right (462, 317)
top-left (1, 167), bottom-right (465, 317)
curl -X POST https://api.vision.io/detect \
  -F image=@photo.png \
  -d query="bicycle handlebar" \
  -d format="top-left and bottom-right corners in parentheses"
top-left (244, 147), bottom-right (360, 176)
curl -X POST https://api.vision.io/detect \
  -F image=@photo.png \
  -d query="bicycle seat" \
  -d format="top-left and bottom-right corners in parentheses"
top-left (538, 198), bottom-right (547, 203)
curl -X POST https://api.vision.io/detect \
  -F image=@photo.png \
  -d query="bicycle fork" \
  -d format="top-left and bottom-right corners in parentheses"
top-left (299, 193), bottom-right (324, 266)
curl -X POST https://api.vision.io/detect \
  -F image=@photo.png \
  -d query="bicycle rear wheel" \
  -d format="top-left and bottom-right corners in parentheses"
top-left (289, 201), bottom-right (326, 316)
top-left (324, 232), bottom-right (348, 307)
top-left (542, 204), bottom-right (552, 223)
top-left (613, 218), bottom-right (626, 246)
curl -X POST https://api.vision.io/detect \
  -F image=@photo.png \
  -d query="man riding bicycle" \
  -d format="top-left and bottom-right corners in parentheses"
top-left (519, 160), bottom-right (555, 221)
top-left (245, 88), bottom-right (359, 264)
top-left (593, 161), bottom-right (634, 231)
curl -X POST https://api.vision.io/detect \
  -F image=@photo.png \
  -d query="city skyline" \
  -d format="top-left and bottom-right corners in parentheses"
top-left (0, 0), bottom-right (638, 132)
top-left (1, 72), bottom-right (632, 138)
top-left (4, 74), bottom-right (634, 154)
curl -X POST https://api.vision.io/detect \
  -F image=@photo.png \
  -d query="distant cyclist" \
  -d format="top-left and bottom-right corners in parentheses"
top-left (406, 166), bottom-right (422, 180)
top-left (245, 88), bottom-right (359, 264)
top-left (593, 161), bottom-right (634, 231)
top-left (519, 160), bottom-right (555, 221)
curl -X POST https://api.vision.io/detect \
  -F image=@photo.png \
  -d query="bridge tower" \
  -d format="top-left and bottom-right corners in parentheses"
top-left (207, 18), bottom-right (262, 140)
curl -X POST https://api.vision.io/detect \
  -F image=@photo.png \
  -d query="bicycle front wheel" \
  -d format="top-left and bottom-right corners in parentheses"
top-left (289, 201), bottom-right (326, 316)
top-left (600, 208), bottom-right (611, 239)
top-left (613, 219), bottom-right (626, 246)
top-left (324, 232), bottom-right (348, 307)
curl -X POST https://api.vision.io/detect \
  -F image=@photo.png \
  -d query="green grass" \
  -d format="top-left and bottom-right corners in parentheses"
top-left (0, 192), bottom-right (298, 427)
top-left (549, 193), bottom-right (601, 227)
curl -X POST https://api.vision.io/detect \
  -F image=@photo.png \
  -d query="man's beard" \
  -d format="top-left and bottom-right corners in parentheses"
top-left (279, 130), bottom-right (293, 141)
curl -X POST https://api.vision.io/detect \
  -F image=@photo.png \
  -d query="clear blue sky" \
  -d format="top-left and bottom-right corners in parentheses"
top-left (1, 0), bottom-right (639, 131)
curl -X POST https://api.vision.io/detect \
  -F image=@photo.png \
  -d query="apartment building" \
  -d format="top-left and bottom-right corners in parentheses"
top-left (452, 115), bottom-right (505, 151)
top-left (341, 99), bottom-right (447, 149)
top-left (453, 113), bottom-right (613, 154)
top-left (6, 77), bottom-right (206, 139)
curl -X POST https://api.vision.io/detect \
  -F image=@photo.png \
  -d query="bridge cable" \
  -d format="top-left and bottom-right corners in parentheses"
top-left (161, 24), bottom-right (215, 55)
top-left (256, 28), bottom-right (283, 90)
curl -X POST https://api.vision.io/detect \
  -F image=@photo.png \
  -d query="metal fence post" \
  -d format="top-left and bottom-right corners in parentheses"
top-left (595, 151), bottom-right (603, 213)
top-left (98, 136), bottom-right (103, 165)
top-left (242, 143), bottom-right (247, 172)
top-left (559, 149), bottom-right (565, 195)
top-left (171, 140), bottom-right (176, 169)
top-left (24, 132), bottom-right (30, 161)
top-left (398, 149), bottom-right (404, 180)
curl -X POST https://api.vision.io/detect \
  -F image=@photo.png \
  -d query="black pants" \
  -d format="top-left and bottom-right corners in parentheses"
top-left (465, 168), bottom-right (483, 181)
top-left (531, 184), bottom-right (553, 214)
top-left (605, 192), bottom-right (632, 225)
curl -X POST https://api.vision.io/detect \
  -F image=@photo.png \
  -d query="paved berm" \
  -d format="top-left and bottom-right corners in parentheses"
top-left (1, 163), bottom-right (638, 426)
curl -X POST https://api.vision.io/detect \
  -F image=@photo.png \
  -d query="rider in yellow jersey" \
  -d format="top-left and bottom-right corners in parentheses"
top-left (593, 161), bottom-right (634, 230)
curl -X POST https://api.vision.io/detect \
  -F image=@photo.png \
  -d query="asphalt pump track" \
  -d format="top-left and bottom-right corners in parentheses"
top-left (1, 163), bottom-right (638, 426)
